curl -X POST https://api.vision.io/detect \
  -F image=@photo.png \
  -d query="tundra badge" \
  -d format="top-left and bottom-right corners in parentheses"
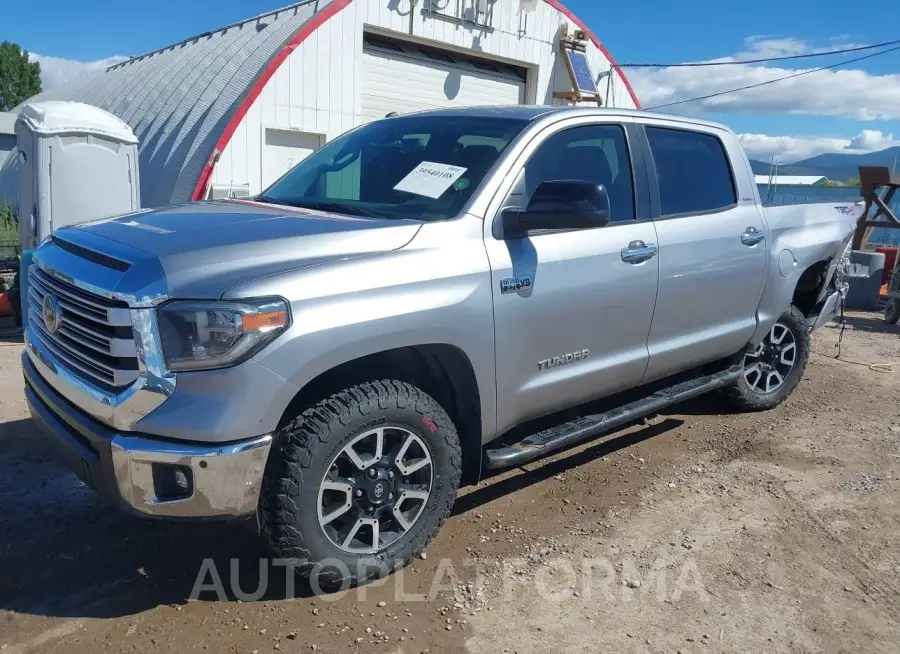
top-left (538, 350), bottom-right (590, 370)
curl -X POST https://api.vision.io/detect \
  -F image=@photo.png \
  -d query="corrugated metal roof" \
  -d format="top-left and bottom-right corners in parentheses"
top-left (18, 0), bottom-right (335, 208)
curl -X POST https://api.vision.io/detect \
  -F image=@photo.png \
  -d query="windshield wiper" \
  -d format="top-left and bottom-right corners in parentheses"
top-left (283, 201), bottom-right (392, 219)
top-left (253, 196), bottom-right (402, 220)
top-left (254, 194), bottom-right (288, 206)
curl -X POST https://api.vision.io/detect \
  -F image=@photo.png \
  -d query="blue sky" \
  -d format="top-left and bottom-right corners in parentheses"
top-left (5, 0), bottom-right (900, 163)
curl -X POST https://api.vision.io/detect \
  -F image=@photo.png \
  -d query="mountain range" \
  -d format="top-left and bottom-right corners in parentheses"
top-left (748, 145), bottom-right (900, 182)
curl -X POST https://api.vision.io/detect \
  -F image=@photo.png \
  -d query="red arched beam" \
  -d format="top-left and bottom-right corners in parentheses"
top-left (192, 0), bottom-right (354, 201)
top-left (192, 0), bottom-right (641, 201)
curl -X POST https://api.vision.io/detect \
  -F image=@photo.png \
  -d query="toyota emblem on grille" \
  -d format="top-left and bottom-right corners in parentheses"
top-left (42, 294), bottom-right (63, 335)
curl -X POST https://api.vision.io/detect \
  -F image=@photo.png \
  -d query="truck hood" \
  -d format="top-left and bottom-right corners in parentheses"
top-left (61, 200), bottom-right (423, 298)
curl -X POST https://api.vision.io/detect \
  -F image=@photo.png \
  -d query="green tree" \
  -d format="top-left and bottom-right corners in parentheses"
top-left (0, 201), bottom-right (17, 242)
top-left (0, 41), bottom-right (41, 111)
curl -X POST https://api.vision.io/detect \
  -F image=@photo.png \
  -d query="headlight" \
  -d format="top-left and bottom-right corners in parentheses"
top-left (157, 298), bottom-right (291, 372)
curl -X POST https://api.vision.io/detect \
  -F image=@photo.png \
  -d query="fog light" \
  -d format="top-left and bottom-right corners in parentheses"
top-left (174, 468), bottom-right (189, 491)
top-left (152, 463), bottom-right (194, 501)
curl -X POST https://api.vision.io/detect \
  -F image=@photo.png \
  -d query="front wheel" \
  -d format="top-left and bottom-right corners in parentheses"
top-left (259, 380), bottom-right (462, 589)
top-left (722, 305), bottom-right (811, 412)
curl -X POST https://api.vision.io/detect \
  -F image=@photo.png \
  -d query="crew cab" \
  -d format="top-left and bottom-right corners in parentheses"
top-left (22, 106), bottom-right (855, 586)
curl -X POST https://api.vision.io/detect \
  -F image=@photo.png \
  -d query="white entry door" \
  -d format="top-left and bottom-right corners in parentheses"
top-left (361, 35), bottom-right (526, 122)
top-left (261, 128), bottom-right (323, 189)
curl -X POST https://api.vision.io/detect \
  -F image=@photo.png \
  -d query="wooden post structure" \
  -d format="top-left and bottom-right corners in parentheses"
top-left (853, 166), bottom-right (900, 250)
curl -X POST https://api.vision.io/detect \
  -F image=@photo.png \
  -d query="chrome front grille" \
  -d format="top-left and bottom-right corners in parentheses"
top-left (28, 264), bottom-right (139, 389)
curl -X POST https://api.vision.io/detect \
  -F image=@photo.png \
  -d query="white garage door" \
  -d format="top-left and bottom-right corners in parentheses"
top-left (362, 35), bottom-right (527, 122)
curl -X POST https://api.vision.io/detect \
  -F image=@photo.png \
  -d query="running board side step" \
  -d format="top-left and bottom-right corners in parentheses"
top-left (483, 365), bottom-right (744, 470)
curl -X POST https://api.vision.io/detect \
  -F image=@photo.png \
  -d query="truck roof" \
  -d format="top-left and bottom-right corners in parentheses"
top-left (407, 105), bottom-right (733, 133)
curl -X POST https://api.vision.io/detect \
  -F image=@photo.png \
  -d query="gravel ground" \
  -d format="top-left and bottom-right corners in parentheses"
top-left (0, 312), bottom-right (898, 654)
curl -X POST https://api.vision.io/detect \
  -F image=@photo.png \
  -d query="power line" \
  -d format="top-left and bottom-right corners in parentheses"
top-left (617, 38), bottom-right (900, 68)
top-left (646, 43), bottom-right (900, 111)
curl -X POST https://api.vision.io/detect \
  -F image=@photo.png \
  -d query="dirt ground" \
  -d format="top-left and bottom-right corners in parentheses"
top-left (1, 312), bottom-right (899, 654)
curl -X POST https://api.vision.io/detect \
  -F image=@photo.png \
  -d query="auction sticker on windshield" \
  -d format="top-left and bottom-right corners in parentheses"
top-left (394, 161), bottom-right (468, 199)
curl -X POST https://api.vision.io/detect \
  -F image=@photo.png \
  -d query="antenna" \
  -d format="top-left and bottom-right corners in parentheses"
top-left (766, 153), bottom-right (779, 203)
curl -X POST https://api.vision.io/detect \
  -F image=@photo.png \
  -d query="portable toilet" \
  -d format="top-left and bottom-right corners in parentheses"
top-left (17, 100), bottom-right (139, 251)
top-left (16, 101), bottom-right (139, 327)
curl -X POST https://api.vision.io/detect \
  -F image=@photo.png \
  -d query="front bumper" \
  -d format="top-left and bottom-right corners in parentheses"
top-left (24, 352), bottom-right (272, 519)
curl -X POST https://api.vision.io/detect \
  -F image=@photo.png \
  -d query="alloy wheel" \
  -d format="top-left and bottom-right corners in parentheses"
top-left (742, 321), bottom-right (797, 394)
top-left (317, 426), bottom-right (433, 554)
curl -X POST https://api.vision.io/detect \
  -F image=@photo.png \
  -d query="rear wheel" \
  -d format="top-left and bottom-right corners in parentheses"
top-left (722, 305), bottom-right (810, 412)
top-left (259, 380), bottom-right (462, 589)
top-left (885, 298), bottom-right (900, 325)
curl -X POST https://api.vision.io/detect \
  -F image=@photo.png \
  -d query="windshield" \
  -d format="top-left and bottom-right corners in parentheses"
top-left (258, 115), bottom-right (529, 221)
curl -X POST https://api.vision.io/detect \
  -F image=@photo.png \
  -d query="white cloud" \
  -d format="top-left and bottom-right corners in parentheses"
top-left (739, 134), bottom-right (847, 162)
top-left (736, 36), bottom-right (869, 60)
top-left (628, 37), bottom-right (900, 120)
top-left (737, 36), bottom-right (815, 59)
top-left (28, 53), bottom-right (128, 91)
top-left (738, 130), bottom-right (900, 163)
top-left (847, 129), bottom-right (894, 149)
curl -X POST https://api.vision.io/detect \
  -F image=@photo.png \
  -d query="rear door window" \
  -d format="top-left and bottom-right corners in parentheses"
top-left (645, 126), bottom-right (737, 216)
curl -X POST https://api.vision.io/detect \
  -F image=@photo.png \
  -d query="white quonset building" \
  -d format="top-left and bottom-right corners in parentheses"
top-left (15, 0), bottom-right (640, 208)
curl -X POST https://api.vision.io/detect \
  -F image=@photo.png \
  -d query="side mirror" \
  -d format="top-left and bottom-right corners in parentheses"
top-left (497, 180), bottom-right (611, 239)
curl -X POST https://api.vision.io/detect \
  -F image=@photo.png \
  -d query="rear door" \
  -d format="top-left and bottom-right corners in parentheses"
top-left (641, 123), bottom-right (767, 382)
top-left (484, 117), bottom-right (660, 434)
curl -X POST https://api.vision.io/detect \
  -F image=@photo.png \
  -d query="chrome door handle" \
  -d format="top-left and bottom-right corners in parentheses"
top-left (741, 227), bottom-right (765, 246)
top-left (621, 241), bottom-right (658, 264)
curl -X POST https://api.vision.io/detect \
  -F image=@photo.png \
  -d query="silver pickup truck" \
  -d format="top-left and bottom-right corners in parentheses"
top-left (23, 106), bottom-right (855, 587)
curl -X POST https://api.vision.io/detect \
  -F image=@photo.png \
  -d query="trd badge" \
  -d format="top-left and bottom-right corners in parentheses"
top-left (500, 274), bottom-right (533, 294)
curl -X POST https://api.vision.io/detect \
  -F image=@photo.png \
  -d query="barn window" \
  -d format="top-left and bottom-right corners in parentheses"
top-left (420, 49), bottom-right (455, 63)
top-left (365, 36), bottom-right (404, 52)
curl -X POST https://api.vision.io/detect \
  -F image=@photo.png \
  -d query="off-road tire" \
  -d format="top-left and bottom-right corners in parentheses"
top-left (722, 305), bottom-right (811, 412)
top-left (259, 380), bottom-right (462, 590)
top-left (884, 298), bottom-right (900, 325)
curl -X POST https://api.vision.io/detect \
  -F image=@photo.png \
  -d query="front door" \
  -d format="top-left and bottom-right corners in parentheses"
top-left (484, 119), bottom-right (660, 435)
top-left (641, 123), bottom-right (768, 382)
